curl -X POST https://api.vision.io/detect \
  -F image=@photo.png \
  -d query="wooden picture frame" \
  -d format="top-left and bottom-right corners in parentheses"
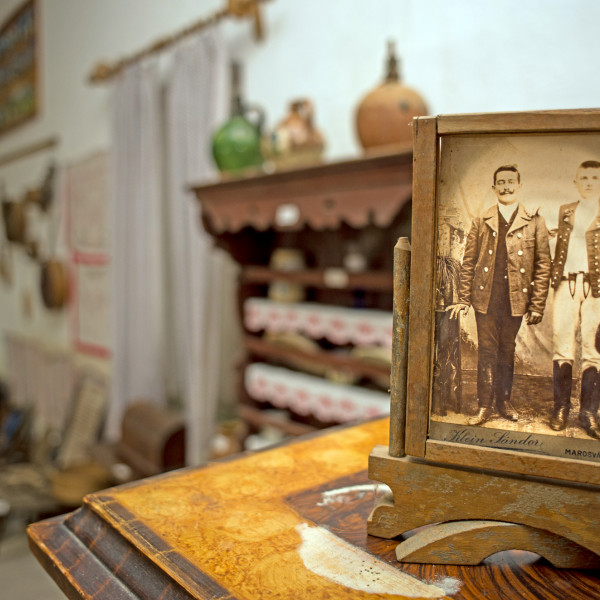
top-left (0, 0), bottom-right (38, 135)
top-left (368, 111), bottom-right (600, 566)
top-left (405, 110), bottom-right (600, 487)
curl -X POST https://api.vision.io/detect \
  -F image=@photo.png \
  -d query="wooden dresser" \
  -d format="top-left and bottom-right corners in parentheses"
top-left (191, 153), bottom-right (413, 441)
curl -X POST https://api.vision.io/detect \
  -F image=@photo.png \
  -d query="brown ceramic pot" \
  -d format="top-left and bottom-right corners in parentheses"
top-left (355, 42), bottom-right (428, 152)
top-left (40, 258), bottom-right (69, 309)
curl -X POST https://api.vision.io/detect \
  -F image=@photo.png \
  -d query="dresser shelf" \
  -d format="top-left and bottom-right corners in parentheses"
top-left (241, 266), bottom-right (393, 291)
top-left (244, 335), bottom-right (391, 384)
top-left (238, 404), bottom-right (316, 437)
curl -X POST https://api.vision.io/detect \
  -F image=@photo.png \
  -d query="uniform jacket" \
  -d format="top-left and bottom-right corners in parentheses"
top-left (458, 203), bottom-right (551, 316)
top-left (550, 201), bottom-right (600, 297)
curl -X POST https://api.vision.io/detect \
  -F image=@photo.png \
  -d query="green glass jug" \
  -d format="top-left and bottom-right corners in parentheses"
top-left (212, 63), bottom-right (264, 175)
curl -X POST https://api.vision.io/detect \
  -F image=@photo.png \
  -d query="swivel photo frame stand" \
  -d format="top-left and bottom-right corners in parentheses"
top-left (367, 111), bottom-right (600, 568)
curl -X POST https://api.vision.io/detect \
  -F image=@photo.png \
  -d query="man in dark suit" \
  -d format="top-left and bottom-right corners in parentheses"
top-left (549, 160), bottom-right (600, 439)
top-left (448, 165), bottom-right (551, 426)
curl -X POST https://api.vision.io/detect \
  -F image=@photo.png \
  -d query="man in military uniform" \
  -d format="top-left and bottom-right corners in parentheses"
top-left (448, 165), bottom-right (551, 426)
top-left (549, 160), bottom-right (600, 439)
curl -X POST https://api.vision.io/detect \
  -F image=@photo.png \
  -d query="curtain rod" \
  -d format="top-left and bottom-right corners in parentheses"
top-left (88, 0), bottom-right (269, 84)
top-left (0, 136), bottom-right (59, 169)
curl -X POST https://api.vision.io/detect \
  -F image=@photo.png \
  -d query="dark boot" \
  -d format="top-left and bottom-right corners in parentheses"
top-left (579, 367), bottom-right (600, 440)
top-left (550, 361), bottom-right (572, 431)
top-left (469, 363), bottom-right (494, 426)
top-left (495, 363), bottom-right (518, 421)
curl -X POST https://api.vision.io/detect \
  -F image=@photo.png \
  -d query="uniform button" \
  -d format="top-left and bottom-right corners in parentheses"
top-left (522, 288), bottom-right (527, 293)
top-left (488, 250), bottom-right (493, 254)
top-left (520, 268), bottom-right (525, 273)
top-left (484, 267), bottom-right (489, 272)
top-left (531, 281), bottom-right (535, 286)
top-left (517, 232), bottom-right (522, 238)
top-left (518, 250), bottom-right (523, 256)
top-left (479, 285), bottom-right (484, 290)
top-left (504, 275), bottom-right (508, 279)
top-left (493, 232), bottom-right (497, 237)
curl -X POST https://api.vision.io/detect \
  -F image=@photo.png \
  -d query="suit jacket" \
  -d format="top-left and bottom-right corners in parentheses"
top-left (550, 201), bottom-right (600, 297)
top-left (458, 203), bottom-right (551, 316)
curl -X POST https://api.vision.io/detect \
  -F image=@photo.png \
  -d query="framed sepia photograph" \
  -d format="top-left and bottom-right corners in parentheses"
top-left (404, 110), bottom-right (600, 486)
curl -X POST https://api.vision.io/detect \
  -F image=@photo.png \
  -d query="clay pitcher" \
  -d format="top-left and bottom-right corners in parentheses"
top-left (269, 99), bottom-right (325, 169)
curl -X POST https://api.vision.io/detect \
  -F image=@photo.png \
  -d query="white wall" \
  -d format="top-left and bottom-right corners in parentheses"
top-left (3, 0), bottom-right (600, 166)
top-left (0, 0), bottom-right (598, 376)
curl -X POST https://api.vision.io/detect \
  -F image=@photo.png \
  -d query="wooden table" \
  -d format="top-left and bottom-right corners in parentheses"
top-left (28, 418), bottom-right (600, 599)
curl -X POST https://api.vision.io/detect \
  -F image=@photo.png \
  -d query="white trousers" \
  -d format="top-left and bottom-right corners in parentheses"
top-left (552, 274), bottom-right (600, 370)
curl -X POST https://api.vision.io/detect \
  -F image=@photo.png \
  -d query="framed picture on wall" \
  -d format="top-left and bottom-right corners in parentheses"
top-left (72, 256), bottom-right (111, 358)
top-left (67, 151), bottom-right (112, 358)
top-left (0, 0), bottom-right (38, 135)
top-left (404, 109), bottom-right (600, 486)
top-left (68, 152), bottom-right (110, 256)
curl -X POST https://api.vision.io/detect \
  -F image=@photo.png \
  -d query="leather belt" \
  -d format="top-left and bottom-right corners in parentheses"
top-left (560, 272), bottom-right (590, 298)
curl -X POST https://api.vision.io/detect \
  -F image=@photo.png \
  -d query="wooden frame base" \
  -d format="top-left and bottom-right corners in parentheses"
top-left (367, 445), bottom-right (600, 568)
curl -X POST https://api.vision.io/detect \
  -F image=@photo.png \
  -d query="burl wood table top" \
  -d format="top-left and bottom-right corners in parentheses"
top-left (28, 418), bottom-right (600, 599)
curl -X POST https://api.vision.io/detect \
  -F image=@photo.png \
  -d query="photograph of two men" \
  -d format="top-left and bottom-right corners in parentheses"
top-left (430, 133), bottom-right (600, 463)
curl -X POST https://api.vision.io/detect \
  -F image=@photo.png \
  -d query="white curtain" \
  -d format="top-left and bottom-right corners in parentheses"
top-left (108, 60), bottom-right (165, 441)
top-left (165, 28), bottom-right (239, 464)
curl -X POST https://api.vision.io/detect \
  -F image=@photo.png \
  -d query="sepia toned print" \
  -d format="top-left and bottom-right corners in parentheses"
top-left (430, 133), bottom-right (600, 462)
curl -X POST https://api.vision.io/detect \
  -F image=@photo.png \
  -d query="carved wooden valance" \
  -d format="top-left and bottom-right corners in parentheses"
top-left (191, 152), bottom-right (413, 234)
